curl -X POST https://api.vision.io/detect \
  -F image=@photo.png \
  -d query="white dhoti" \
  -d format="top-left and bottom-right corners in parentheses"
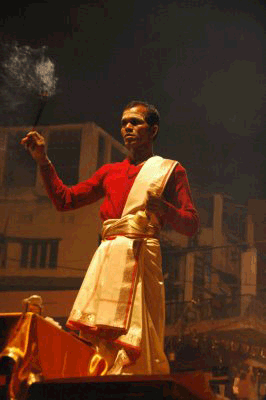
top-left (66, 156), bottom-right (178, 374)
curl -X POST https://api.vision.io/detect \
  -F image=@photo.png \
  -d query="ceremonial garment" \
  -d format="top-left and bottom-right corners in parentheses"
top-left (40, 156), bottom-right (199, 374)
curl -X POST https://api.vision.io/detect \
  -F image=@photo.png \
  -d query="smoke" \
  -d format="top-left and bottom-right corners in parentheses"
top-left (0, 42), bottom-right (58, 114)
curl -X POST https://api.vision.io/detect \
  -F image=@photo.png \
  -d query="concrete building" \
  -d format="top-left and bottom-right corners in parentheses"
top-left (0, 122), bottom-right (127, 323)
top-left (248, 198), bottom-right (266, 306)
top-left (164, 191), bottom-right (266, 399)
top-left (163, 188), bottom-right (254, 326)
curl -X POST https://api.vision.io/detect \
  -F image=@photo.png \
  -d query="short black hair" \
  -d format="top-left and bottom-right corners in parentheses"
top-left (123, 100), bottom-right (160, 129)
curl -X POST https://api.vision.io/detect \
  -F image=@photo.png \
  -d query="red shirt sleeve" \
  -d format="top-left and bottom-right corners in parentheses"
top-left (39, 162), bottom-right (105, 211)
top-left (39, 160), bottom-right (199, 237)
top-left (162, 163), bottom-right (200, 237)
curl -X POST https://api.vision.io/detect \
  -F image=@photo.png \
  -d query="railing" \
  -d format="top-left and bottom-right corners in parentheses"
top-left (166, 294), bottom-right (266, 326)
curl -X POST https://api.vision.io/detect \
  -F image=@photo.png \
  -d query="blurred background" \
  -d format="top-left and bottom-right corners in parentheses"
top-left (0, 2), bottom-right (266, 395)
top-left (0, 0), bottom-right (265, 202)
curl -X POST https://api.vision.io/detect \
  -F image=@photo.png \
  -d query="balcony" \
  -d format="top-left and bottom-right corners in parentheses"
top-left (166, 294), bottom-right (266, 329)
top-left (165, 295), bottom-right (266, 379)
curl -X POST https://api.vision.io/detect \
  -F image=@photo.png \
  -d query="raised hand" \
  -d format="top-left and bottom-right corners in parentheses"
top-left (21, 131), bottom-right (50, 165)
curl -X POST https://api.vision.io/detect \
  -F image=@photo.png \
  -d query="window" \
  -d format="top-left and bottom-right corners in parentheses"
top-left (223, 200), bottom-right (247, 242)
top-left (16, 214), bottom-right (33, 224)
top-left (193, 254), bottom-right (206, 302)
top-left (47, 130), bottom-right (81, 186)
top-left (193, 251), bottom-right (212, 301)
top-left (195, 194), bottom-right (213, 228)
top-left (20, 239), bottom-right (60, 269)
top-left (4, 131), bottom-right (37, 187)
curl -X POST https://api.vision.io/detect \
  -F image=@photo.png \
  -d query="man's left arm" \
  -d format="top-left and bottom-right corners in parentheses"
top-left (146, 164), bottom-right (200, 236)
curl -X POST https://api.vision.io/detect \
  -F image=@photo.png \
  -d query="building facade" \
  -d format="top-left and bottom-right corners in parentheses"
top-left (0, 122), bottom-right (127, 322)
top-left (164, 190), bottom-right (266, 399)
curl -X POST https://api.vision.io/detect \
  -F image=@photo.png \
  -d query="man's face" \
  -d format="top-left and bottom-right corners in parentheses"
top-left (121, 105), bottom-right (157, 150)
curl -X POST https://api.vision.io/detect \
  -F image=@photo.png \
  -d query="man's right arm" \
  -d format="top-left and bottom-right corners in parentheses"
top-left (21, 131), bottom-right (105, 211)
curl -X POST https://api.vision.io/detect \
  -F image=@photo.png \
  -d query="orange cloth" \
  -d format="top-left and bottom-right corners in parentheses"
top-left (0, 313), bottom-right (107, 399)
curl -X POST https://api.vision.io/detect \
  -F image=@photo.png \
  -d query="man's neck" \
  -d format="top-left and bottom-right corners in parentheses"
top-left (127, 149), bottom-right (154, 165)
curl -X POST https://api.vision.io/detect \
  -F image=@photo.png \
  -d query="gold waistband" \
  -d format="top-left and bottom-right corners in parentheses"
top-left (102, 211), bottom-right (160, 241)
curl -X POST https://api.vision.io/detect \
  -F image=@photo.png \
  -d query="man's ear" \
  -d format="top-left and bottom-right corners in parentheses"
top-left (150, 124), bottom-right (159, 140)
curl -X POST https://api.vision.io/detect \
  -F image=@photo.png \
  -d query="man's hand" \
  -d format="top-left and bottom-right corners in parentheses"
top-left (21, 131), bottom-right (49, 165)
top-left (145, 191), bottom-right (168, 218)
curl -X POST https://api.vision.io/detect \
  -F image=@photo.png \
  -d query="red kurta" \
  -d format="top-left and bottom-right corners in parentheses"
top-left (40, 157), bottom-right (199, 236)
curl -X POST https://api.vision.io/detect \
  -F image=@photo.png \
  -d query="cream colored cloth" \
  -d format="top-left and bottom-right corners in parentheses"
top-left (67, 156), bottom-right (178, 374)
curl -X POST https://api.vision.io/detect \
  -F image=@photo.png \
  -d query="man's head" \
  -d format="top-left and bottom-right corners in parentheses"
top-left (121, 101), bottom-right (160, 151)
top-left (123, 101), bottom-right (160, 133)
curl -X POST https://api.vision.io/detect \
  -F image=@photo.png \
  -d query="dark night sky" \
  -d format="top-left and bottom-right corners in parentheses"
top-left (0, 0), bottom-right (265, 204)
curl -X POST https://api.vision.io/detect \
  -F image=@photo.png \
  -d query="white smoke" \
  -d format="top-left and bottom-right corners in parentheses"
top-left (0, 42), bottom-right (58, 117)
top-left (2, 42), bottom-right (58, 97)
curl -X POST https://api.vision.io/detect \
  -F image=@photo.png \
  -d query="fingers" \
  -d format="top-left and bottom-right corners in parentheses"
top-left (146, 192), bottom-right (160, 205)
top-left (21, 131), bottom-right (39, 144)
top-left (146, 195), bottom-right (161, 211)
top-left (146, 193), bottom-right (168, 216)
top-left (21, 131), bottom-right (44, 149)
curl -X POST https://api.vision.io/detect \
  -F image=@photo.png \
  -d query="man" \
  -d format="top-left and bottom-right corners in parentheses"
top-left (21, 101), bottom-right (199, 375)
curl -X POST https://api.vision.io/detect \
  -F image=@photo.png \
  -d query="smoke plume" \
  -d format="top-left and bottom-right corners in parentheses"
top-left (0, 42), bottom-right (58, 114)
